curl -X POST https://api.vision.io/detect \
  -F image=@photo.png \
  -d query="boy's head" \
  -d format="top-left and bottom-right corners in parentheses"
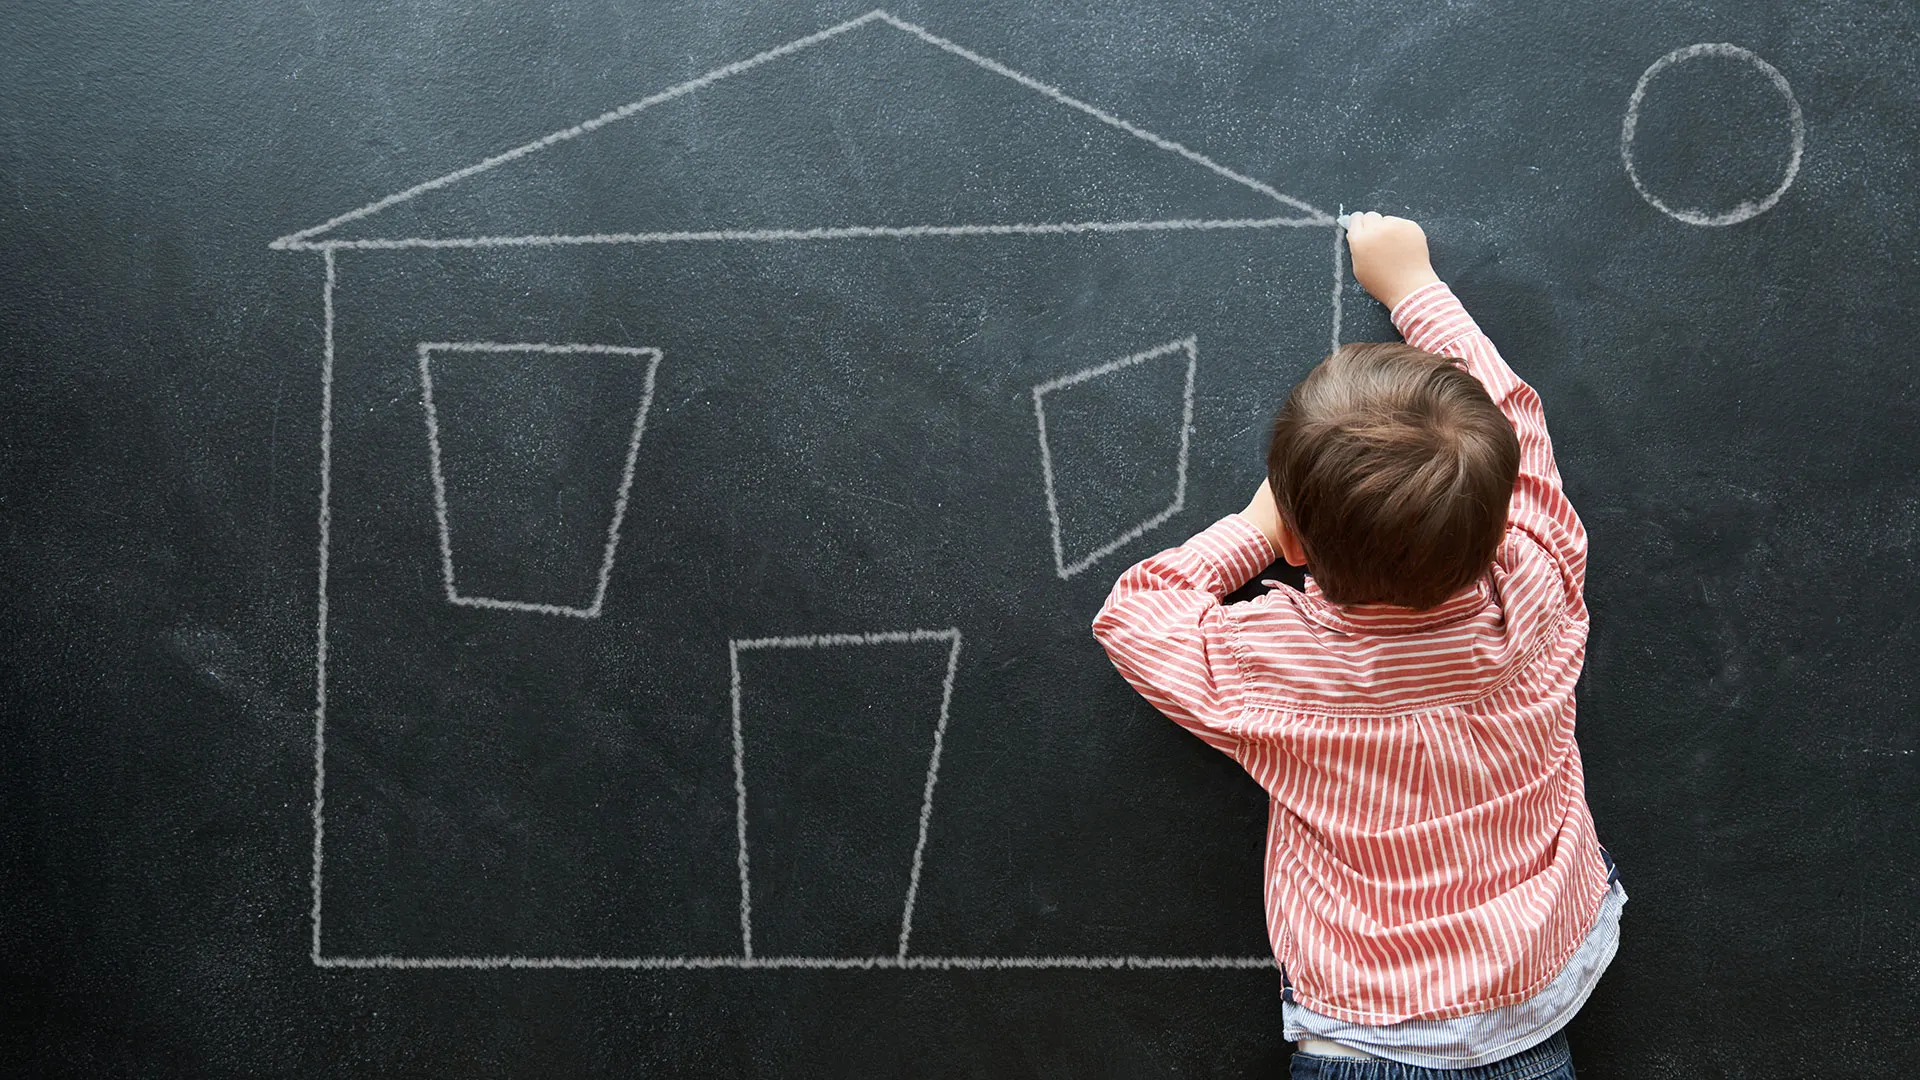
top-left (1267, 342), bottom-right (1520, 610)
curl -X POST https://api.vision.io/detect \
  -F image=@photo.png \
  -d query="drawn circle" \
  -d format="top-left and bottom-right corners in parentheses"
top-left (1620, 43), bottom-right (1804, 226)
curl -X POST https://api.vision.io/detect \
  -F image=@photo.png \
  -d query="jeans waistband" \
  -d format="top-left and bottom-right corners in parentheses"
top-left (1290, 1031), bottom-right (1571, 1079)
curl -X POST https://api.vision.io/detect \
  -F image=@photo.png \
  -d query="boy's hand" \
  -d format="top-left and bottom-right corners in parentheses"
top-left (1242, 479), bottom-right (1309, 567)
top-left (1344, 212), bottom-right (1441, 311)
top-left (1241, 479), bottom-right (1285, 553)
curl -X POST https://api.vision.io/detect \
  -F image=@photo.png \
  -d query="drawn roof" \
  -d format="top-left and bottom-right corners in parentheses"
top-left (272, 10), bottom-right (1329, 251)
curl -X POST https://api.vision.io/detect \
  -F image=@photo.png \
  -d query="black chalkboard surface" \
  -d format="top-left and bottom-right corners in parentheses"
top-left (4, 1), bottom-right (1917, 1076)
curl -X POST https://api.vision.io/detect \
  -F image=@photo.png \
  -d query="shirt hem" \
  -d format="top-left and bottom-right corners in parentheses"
top-left (1277, 842), bottom-right (1615, 1026)
top-left (1282, 880), bottom-right (1625, 1068)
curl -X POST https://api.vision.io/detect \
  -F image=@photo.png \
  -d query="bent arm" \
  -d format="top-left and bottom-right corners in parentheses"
top-left (1091, 515), bottom-right (1272, 752)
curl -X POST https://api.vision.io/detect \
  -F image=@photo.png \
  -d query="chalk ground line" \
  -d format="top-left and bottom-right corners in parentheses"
top-left (269, 9), bottom-right (1331, 250)
top-left (416, 341), bottom-right (663, 619)
top-left (313, 954), bottom-right (1276, 971)
top-left (733, 628), bottom-right (963, 651)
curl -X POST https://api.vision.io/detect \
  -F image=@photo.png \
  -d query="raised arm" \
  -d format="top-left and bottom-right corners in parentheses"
top-left (1090, 514), bottom-right (1274, 754)
top-left (1345, 213), bottom-right (1588, 589)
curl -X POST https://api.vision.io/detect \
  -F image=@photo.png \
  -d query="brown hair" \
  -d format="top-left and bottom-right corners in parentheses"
top-left (1267, 342), bottom-right (1519, 610)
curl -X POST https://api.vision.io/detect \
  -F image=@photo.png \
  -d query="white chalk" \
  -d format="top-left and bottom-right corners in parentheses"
top-left (1620, 43), bottom-right (1802, 227)
top-left (1336, 213), bottom-right (1354, 230)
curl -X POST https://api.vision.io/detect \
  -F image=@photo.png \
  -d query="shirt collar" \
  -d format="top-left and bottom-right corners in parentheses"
top-left (1293, 575), bottom-right (1492, 634)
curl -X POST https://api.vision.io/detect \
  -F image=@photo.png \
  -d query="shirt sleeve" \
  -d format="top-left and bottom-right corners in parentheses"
top-left (1390, 281), bottom-right (1588, 592)
top-left (1089, 514), bottom-right (1273, 752)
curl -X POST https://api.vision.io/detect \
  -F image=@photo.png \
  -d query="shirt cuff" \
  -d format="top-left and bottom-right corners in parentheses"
top-left (1187, 515), bottom-right (1278, 594)
top-left (1390, 281), bottom-right (1480, 355)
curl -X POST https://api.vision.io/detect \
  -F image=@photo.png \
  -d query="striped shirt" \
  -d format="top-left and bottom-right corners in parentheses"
top-left (1283, 878), bottom-right (1626, 1067)
top-left (1092, 281), bottom-right (1611, 1025)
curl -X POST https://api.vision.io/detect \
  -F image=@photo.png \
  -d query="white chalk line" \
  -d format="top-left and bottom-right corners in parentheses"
top-left (277, 216), bottom-right (1328, 252)
top-left (314, 954), bottom-right (1275, 971)
top-left (728, 628), bottom-right (964, 960)
top-left (415, 347), bottom-right (457, 605)
top-left (1330, 219), bottom-right (1346, 355)
top-left (1030, 335), bottom-right (1192, 396)
top-left (588, 349), bottom-right (660, 617)
top-left (1033, 338), bottom-right (1197, 580)
top-left (445, 594), bottom-right (595, 618)
top-left (419, 341), bottom-right (661, 355)
top-left (416, 342), bottom-right (663, 619)
top-left (269, 10), bottom-right (891, 248)
top-left (897, 631), bottom-right (964, 959)
top-left (1059, 502), bottom-right (1183, 581)
top-left (729, 640), bottom-right (753, 958)
top-left (871, 11), bottom-right (1330, 223)
top-left (734, 628), bottom-right (962, 651)
top-left (311, 249), bottom-right (336, 964)
top-left (1033, 384), bottom-right (1065, 578)
top-left (269, 10), bottom-right (1332, 249)
top-left (1620, 43), bottom-right (1804, 227)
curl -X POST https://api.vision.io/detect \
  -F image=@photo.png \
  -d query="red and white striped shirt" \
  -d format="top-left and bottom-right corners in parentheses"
top-left (1092, 282), bottom-right (1611, 1025)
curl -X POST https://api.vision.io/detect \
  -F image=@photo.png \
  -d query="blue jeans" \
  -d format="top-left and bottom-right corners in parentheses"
top-left (1289, 1031), bottom-right (1574, 1080)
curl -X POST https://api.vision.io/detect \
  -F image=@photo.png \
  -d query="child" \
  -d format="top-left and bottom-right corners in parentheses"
top-left (1092, 214), bottom-right (1622, 1077)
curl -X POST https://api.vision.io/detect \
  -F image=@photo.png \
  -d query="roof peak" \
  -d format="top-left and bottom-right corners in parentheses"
top-left (271, 9), bottom-right (1330, 251)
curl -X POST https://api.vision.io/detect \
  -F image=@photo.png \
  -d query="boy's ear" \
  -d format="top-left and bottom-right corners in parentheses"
top-left (1275, 518), bottom-right (1309, 567)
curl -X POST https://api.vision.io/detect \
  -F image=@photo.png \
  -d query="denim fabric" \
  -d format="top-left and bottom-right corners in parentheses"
top-left (1289, 1031), bottom-right (1574, 1080)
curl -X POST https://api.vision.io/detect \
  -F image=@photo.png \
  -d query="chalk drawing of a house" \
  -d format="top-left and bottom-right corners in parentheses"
top-left (278, 9), bottom-right (1337, 969)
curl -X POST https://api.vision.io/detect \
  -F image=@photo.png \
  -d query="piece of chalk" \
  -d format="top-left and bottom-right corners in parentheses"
top-left (1336, 213), bottom-right (1355, 230)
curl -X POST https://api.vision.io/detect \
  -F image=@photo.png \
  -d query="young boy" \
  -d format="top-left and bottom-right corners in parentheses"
top-left (1092, 214), bottom-right (1622, 1077)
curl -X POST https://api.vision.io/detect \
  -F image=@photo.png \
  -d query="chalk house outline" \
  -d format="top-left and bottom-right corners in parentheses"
top-left (278, 8), bottom-right (1338, 971)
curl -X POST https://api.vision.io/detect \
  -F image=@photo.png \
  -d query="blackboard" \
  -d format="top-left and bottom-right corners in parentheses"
top-left (4, 1), bottom-right (1916, 1076)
